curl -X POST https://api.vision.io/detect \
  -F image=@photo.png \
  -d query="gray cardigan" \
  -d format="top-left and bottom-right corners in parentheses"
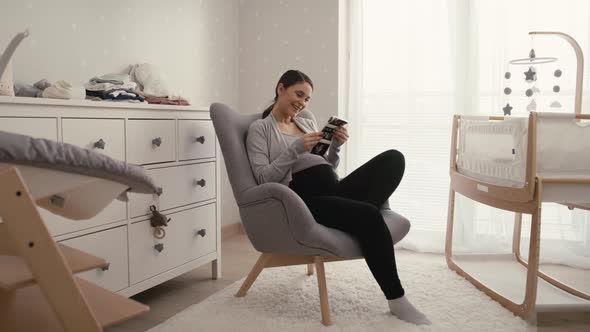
top-left (246, 110), bottom-right (341, 185)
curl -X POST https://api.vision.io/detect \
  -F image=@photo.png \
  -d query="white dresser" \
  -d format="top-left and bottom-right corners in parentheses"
top-left (0, 96), bottom-right (221, 297)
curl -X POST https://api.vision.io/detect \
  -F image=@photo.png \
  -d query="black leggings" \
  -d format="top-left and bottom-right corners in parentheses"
top-left (289, 150), bottom-right (406, 299)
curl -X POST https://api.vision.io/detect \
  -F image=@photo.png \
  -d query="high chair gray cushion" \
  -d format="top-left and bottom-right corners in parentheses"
top-left (210, 103), bottom-right (410, 258)
top-left (0, 130), bottom-right (158, 194)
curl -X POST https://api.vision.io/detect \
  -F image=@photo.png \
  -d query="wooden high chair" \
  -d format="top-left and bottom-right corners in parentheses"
top-left (0, 130), bottom-right (159, 331)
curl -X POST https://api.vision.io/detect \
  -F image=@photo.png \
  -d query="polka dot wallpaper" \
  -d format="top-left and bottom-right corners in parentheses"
top-left (238, 0), bottom-right (339, 125)
top-left (0, 0), bottom-right (240, 108)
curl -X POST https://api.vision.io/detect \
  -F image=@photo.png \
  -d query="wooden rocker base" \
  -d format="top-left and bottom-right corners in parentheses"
top-left (446, 186), bottom-right (590, 321)
top-left (235, 253), bottom-right (354, 326)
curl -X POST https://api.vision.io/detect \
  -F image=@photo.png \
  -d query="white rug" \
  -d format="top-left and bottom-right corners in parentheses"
top-left (148, 251), bottom-right (535, 332)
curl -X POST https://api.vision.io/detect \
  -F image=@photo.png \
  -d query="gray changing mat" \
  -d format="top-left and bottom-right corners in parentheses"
top-left (0, 130), bottom-right (158, 194)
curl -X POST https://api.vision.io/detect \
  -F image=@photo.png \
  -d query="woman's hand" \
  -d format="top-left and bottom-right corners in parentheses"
top-left (332, 126), bottom-right (349, 145)
top-left (299, 132), bottom-right (323, 151)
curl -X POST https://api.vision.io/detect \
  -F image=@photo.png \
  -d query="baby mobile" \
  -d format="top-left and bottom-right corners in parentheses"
top-left (502, 36), bottom-right (563, 116)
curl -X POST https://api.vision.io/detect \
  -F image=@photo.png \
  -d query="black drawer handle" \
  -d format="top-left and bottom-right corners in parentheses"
top-left (195, 229), bottom-right (206, 237)
top-left (193, 179), bottom-right (206, 187)
top-left (195, 136), bottom-right (206, 144)
top-left (152, 137), bottom-right (162, 147)
top-left (154, 243), bottom-right (164, 252)
top-left (93, 138), bottom-right (106, 149)
top-left (100, 262), bottom-right (110, 271)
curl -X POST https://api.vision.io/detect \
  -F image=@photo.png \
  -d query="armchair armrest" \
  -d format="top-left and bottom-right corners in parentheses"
top-left (237, 182), bottom-right (323, 253)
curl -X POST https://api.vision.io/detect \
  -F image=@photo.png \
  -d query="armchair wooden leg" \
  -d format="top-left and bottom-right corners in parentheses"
top-left (235, 253), bottom-right (270, 297)
top-left (307, 264), bottom-right (314, 276)
top-left (314, 256), bottom-right (332, 326)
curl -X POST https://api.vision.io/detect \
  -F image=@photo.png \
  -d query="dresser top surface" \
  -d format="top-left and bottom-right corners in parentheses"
top-left (0, 96), bottom-right (208, 112)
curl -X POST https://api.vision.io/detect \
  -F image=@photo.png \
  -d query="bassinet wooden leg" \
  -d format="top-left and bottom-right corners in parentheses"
top-left (0, 166), bottom-right (102, 331)
top-left (307, 264), bottom-right (314, 275)
top-left (512, 213), bottom-right (523, 257)
top-left (522, 202), bottom-right (542, 319)
top-left (445, 188), bottom-right (456, 261)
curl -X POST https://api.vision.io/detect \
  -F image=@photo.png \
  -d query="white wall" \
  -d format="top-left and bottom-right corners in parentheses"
top-left (238, 0), bottom-right (340, 125)
top-left (0, 0), bottom-right (342, 227)
top-left (0, 0), bottom-right (239, 107)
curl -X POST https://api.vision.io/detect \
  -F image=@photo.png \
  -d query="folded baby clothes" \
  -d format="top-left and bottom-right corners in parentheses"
top-left (84, 81), bottom-right (137, 91)
top-left (89, 73), bottom-right (131, 85)
top-left (14, 79), bottom-right (52, 97)
top-left (42, 80), bottom-right (85, 100)
top-left (14, 83), bottom-right (42, 97)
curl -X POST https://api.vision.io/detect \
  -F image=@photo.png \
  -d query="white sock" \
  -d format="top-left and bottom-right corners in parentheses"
top-left (388, 296), bottom-right (431, 325)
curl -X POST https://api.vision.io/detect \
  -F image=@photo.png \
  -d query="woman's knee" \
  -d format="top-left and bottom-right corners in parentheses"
top-left (382, 149), bottom-right (405, 168)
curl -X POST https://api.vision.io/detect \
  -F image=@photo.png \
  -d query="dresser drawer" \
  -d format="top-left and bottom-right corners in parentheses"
top-left (178, 120), bottom-right (216, 160)
top-left (128, 162), bottom-right (216, 217)
top-left (128, 204), bottom-right (216, 284)
top-left (41, 200), bottom-right (127, 236)
top-left (62, 118), bottom-right (125, 160)
top-left (0, 117), bottom-right (57, 140)
top-left (127, 119), bottom-right (176, 164)
top-left (60, 226), bottom-right (129, 292)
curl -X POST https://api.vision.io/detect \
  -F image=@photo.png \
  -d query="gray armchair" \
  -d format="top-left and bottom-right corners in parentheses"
top-left (210, 102), bottom-right (410, 326)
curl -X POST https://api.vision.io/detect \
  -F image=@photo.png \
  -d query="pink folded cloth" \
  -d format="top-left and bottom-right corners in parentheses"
top-left (145, 97), bottom-right (190, 106)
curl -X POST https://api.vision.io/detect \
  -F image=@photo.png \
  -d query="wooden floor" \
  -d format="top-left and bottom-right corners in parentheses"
top-left (106, 231), bottom-right (590, 331)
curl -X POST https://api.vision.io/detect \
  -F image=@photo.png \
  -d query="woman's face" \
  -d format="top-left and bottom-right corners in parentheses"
top-left (277, 81), bottom-right (312, 118)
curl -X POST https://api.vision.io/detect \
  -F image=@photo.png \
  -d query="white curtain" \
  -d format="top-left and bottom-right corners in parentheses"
top-left (345, 0), bottom-right (590, 268)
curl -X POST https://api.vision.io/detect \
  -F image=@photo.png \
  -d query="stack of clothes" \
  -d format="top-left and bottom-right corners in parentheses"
top-left (85, 74), bottom-right (145, 103)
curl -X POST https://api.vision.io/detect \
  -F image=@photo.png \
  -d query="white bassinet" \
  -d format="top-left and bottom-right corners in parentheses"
top-left (447, 111), bottom-right (590, 320)
top-left (457, 113), bottom-right (590, 202)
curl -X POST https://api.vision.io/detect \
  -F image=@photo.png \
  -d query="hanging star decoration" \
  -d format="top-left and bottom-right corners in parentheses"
top-left (503, 103), bottom-right (513, 115)
top-left (524, 67), bottom-right (537, 82)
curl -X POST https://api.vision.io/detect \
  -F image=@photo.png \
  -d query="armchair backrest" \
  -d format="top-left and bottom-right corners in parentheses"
top-left (210, 103), bottom-right (261, 203)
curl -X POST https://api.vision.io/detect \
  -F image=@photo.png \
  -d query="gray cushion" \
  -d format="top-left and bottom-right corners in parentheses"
top-left (210, 103), bottom-right (410, 258)
top-left (0, 130), bottom-right (158, 194)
